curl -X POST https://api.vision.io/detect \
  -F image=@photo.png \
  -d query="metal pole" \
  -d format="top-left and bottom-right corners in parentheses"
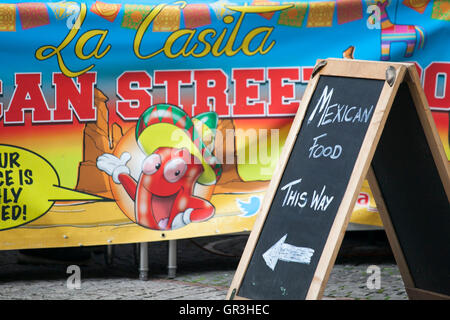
top-left (105, 244), bottom-right (114, 265)
top-left (139, 242), bottom-right (149, 281)
top-left (168, 240), bottom-right (177, 279)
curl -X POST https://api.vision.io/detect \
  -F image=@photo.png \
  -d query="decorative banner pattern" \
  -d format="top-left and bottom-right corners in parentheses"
top-left (277, 2), bottom-right (308, 27)
top-left (17, 2), bottom-right (50, 30)
top-left (153, 5), bottom-right (181, 32)
top-left (0, 4), bottom-right (16, 32)
top-left (252, 0), bottom-right (280, 20)
top-left (336, 0), bottom-right (363, 24)
top-left (0, 0), bottom-right (448, 247)
top-left (48, 1), bottom-right (79, 20)
top-left (210, 0), bottom-right (237, 20)
top-left (403, 0), bottom-right (431, 14)
top-left (90, 1), bottom-right (121, 22)
top-left (121, 4), bottom-right (153, 30)
top-left (183, 4), bottom-right (212, 28)
top-left (307, 1), bottom-right (336, 27)
top-left (431, 0), bottom-right (450, 21)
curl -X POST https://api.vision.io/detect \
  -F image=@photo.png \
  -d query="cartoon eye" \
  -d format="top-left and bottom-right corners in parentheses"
top-left (142, 154), bottom-right (161, 175)
top-left (164, 158), bottom-right (187, 183)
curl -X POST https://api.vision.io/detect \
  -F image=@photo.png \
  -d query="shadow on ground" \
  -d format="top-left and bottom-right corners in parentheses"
top-left (0, 230), bottom-right (395, 283)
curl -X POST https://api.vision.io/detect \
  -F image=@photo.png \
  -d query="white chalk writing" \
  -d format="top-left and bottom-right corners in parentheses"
top-left (280, 178), bottom-right (334, 213)
top-left (308, 85), bottom-right (374, 128)
top-left (308, 133), bottom-right (342, 160)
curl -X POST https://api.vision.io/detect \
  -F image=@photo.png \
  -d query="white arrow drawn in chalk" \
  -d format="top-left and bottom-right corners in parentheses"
top-left (262, 234), bottom-right (315, 271)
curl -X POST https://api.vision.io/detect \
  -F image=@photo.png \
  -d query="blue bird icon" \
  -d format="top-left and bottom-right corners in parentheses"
top-left (236, 196), bottom-right (262, 217)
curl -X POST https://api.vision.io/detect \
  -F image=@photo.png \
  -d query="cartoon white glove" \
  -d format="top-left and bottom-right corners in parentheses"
top-left (97, 152), bottom-right (131, 184)
top-left (171, 208), bottom-right (194, 230)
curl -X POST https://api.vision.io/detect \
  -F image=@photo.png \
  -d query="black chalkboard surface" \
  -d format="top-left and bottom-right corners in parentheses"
top-left (371, 82), bottom-right (450, 297)
top-left (228, 59), bottom-right (450, 300)
top-left (237, 76), bottom-right (384, 300)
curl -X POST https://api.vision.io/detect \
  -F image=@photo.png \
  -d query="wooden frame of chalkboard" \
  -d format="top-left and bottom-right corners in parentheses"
top-left (227, 59), bottom-right (450, 300)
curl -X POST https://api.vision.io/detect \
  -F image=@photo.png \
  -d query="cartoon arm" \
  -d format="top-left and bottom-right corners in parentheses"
top-left (171, 197), bottom-right (215, 229)
top-left (97, 152), bottom-right (137, 200)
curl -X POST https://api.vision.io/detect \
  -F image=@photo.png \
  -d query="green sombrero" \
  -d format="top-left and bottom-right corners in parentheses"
top-left (135, 104), bottom-right (222, 185)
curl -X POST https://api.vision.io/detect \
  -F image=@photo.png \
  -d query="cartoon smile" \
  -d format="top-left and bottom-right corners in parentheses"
top-left (150, 189), bottom-right (181, 230)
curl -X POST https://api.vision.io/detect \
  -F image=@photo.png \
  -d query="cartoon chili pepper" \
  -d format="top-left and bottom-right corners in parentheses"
top-left (97, 104), bottom-right (222, 230)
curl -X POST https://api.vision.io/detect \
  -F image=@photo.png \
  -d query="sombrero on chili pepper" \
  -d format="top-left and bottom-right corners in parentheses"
top-left (135, 104), bottom-right (222, 185)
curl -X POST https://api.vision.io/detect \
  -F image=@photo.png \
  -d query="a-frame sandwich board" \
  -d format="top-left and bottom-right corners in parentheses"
top-left (227, 58), bottom-right (450, 300)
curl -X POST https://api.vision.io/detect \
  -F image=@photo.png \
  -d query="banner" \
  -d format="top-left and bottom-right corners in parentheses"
top-left (0, 0), bottom-right (448, 249)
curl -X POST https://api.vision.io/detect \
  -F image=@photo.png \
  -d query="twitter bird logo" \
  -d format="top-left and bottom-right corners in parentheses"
top-left (236, 196), bottom-right (262, 217)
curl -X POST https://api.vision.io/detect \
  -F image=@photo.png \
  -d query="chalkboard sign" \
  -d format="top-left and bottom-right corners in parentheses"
top-left (368, 74), bottom-right (450, 299)
top-left (228, 59), bottom-right (450, 300)
top-left (237, 76), bottom-right (383, 300)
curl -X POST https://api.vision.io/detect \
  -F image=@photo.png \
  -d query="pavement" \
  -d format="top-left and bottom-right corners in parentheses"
top-left (0, 230), bottom-right (408, 300)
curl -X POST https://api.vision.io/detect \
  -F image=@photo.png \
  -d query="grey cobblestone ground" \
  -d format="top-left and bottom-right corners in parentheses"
top-left (0, 231), bottom-right (407, 300)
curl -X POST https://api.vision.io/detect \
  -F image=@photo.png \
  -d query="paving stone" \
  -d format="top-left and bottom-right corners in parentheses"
top-left (0, 233), bottom-right (407, 300)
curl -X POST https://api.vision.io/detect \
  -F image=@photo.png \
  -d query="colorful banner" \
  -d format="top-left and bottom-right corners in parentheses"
top-left (0, 0), bottom-right (448, 249)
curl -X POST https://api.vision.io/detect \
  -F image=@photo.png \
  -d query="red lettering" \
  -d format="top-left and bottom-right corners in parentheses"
top-left (302, 67), bottom-right (314, 83)
top-left (232, 68), bottom-right (265, 116)
top-left (357, 192), bottom-right (369, 206)
top-left (193, 69), bottom-right (229, 117)
top-left (5, 73), bottom-right (51, 124)
top-left (424, 62), bottom-right (450, 111)
top-left (267, 67), bottom-right (300, 115)
top-left (154, 70), bottom-right (192, 112)
top-left (52, 72), bottom-right (97, 122)
top-left (116, 71), bottom-right (152, 120)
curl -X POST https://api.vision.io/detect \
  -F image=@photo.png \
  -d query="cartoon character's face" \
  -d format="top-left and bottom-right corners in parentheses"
top-left (139, 147), bottom-right (203, 195)
top-left (136, 147), bottom-right (204, 229)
